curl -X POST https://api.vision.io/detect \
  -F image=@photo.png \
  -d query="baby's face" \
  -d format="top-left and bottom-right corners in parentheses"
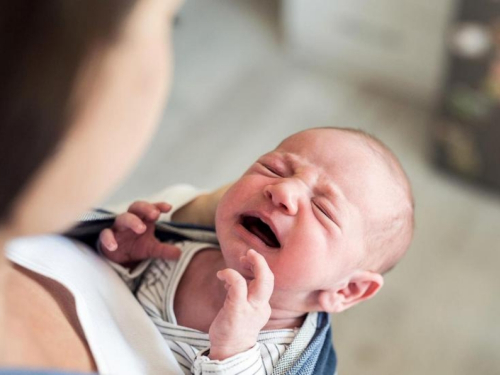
top-left (215, 128), bottom-right (396, 298)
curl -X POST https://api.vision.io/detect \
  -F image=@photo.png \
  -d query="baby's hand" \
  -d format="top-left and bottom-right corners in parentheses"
top-left (208, 249), bottom-right (274, 360)
top-left (99, 201), bottom-right (181, 265)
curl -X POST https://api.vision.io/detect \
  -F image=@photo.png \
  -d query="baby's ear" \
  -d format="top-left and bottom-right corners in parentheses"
top-left (318, 271), bottom-right (384, 313)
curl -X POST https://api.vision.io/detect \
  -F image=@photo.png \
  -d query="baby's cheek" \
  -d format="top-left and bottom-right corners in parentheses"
top-left (272, 260), bottom-right (316, 290)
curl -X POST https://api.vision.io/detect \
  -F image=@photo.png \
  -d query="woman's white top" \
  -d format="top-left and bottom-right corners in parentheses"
top-left (7, 235), bottom-right (183, 375)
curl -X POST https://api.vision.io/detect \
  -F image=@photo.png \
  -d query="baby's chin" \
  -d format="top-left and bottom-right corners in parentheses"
top-left (217, 243), bottom-right (240, 265)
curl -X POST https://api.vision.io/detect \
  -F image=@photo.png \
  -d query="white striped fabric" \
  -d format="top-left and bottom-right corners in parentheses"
top-left (108, 241), bottom-right (317, 375)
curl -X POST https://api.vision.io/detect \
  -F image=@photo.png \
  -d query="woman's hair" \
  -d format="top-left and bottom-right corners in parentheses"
top-left (0, 0), bottom-right (138, 223)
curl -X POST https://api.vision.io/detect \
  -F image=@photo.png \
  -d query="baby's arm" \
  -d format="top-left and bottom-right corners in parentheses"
top-left (192, 250), bottom-right (273, 375)
top-left (99, 201), bottom-right (180, 266)
top-left (209, 249), bottom-right (273, 359)
top-left (171, 183), bottom-right (232, 226)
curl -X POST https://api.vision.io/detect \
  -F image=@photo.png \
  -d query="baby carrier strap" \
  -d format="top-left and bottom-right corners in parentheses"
top-left (64, 208), bottom-right (219, 250)
top-left (279, 312), bottom-right (337, 375)
top-left (64, 209), bottom-right (337, 375)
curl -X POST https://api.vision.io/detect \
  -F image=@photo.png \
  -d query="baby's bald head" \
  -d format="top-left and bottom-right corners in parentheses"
top-left (285, 127), bottom-right (414, 274)
top-left (337, 128), bottom-right (414, 273)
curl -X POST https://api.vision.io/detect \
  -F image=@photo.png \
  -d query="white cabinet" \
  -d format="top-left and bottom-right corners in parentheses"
top-left (283, 0), bottom-right (458, 104)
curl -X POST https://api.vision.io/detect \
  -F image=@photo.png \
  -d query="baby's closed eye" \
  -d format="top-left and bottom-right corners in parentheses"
top-left (312, 198), bottom-right (340, 228)
top-left (258, 161), bottom-right (286, 178)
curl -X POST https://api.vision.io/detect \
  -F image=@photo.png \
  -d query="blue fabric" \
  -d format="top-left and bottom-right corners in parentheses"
top-left (284, 312), bottom-right (337, 375)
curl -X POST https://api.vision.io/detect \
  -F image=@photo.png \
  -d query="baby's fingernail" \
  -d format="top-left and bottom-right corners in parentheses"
top-left (108, 243), bottom-right (117, 251)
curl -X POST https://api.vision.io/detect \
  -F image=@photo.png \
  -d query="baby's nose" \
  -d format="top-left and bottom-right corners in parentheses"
top-left (264, 182), bottom-right (298, 215)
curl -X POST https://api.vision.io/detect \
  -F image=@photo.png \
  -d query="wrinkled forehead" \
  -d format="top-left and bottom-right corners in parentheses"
top-left (276, 128), bottom-right (374, 172)
top-left (276, 128), bottom-right (402, 215)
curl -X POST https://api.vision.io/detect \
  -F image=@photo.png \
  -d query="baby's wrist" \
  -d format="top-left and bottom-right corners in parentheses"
top-left (208, 343), bottom-right (254, 361)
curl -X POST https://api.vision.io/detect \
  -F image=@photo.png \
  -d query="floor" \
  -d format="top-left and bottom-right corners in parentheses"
top-left (108, 1), bottom-right (500, 374)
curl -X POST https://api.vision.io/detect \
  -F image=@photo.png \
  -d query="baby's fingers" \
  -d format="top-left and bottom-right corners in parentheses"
top-left (245, 249), bottom-right (274, 304)
top-left (114, 212), bottom-right (146, 234)
top-left (153, 202), bottom-right (172, 214)
top-left (217, 269), bottom-right (248, 305)
top-left (99, 228), bottom-right (117, 251)
top-left (128, 201), bottom-right (172, 222)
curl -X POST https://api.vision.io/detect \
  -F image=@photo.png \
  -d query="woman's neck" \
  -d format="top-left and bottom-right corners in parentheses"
top-left (0, 228), bottom-right (10, 265)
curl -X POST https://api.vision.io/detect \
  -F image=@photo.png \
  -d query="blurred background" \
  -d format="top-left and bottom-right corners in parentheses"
top-left (108, 1), bottom-right (500, 374)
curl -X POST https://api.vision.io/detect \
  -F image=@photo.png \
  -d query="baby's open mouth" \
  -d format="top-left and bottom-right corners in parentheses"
top-left (241, 215), bottom-right (281, 248)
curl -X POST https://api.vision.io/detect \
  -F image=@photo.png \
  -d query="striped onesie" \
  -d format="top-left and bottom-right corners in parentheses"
top-left (109, 240), bottom-right (318, 375)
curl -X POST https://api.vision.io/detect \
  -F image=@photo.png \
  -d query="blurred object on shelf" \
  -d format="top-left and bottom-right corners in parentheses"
top-left (433, 0), bottom-right (500, 191)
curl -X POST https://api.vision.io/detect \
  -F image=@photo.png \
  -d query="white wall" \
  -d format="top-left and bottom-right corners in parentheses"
top-left (283, 0), bottom-right (458, 105)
